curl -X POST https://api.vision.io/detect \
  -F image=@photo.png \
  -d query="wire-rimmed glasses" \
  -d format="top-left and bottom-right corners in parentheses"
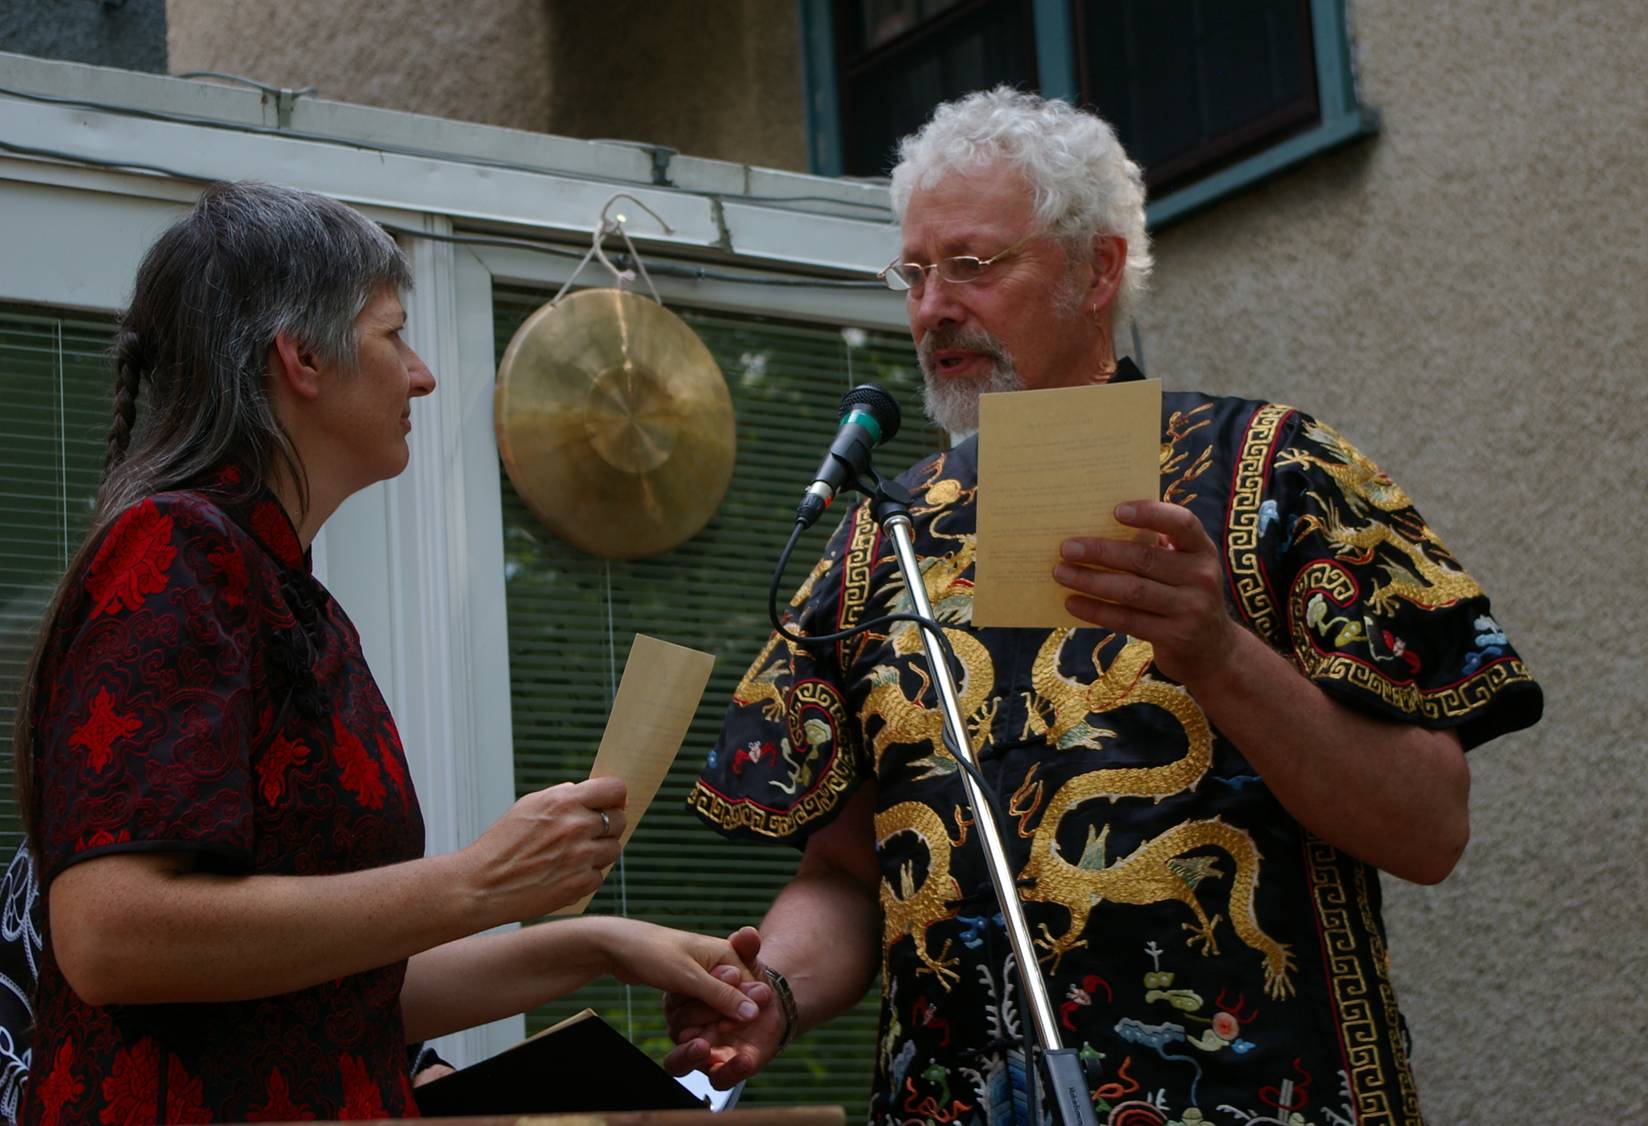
top-left (877, 232), bottom-right (1037, 294)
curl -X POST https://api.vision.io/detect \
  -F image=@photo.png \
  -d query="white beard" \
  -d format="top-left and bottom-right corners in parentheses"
top-left (917, 326), bottom-right (1023, 436)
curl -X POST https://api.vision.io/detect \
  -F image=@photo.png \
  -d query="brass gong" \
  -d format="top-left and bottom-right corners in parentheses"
top-left (494, 289), bottom-right (735, 560)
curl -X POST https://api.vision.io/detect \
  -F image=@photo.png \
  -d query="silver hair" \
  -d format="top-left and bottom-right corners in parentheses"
top-left (100, 179), bottom-right (413, 520)
top-left (889, 86), bottom-right (1153, 333)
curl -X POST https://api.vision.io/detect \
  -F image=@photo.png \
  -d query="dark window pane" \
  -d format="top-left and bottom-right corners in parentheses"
top-left (1078, 0), bottom-right (1318, 195)
top-left (838, 0), bottom-right (1037, 177)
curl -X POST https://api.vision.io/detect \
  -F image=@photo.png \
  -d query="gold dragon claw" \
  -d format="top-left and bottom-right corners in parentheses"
top-left (1182, 912), bottom-right (1224, 957)
top-left (914, 938), bottom-right (962, 988)
top-left (1034, 923), bottom-right (1086, 974)
top-left (1263, 944), bottom-right (1299, 999)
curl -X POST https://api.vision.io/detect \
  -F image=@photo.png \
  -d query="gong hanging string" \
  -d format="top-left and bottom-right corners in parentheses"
top-left (549, 192), bottom-right (672, 307)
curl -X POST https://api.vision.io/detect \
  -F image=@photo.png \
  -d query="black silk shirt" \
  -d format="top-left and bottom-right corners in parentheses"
top-left (691, 363), bottom-right (1541, 1126)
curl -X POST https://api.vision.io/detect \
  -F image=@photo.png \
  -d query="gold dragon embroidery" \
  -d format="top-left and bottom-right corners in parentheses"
top-left (862, 516), bottom-right (997, 777)
top-left (1275, 420), bottom-right (1412, 516)
top-left (863, 630), bottom-right (998, 777)
top-left (1299, 498), bottom-right (1483, 617)
top-left (1021, 630), bottom-right (1212, 801)
top-left (1010, 631), bottom-right (1294, 995)
top-left (1278, 420), bottom-right (1483, 616)
top-left (1015, 766), bottom-right (1296, 997)
top-left (876, 800), bottom-right (964, 990)
top-left (733, 553), bottom-right (834, 721)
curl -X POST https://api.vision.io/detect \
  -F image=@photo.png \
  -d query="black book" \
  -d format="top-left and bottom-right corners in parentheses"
top-left (413, 1009), bottom-right (705, 1117)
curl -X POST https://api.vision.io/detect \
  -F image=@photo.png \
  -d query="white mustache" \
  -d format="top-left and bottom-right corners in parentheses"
top-left (917, 327), bottom-right (1010, 374)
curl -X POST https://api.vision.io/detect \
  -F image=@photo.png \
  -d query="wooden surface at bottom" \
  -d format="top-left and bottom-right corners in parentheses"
top-left (242, 1109), bottom-right (845, 1125)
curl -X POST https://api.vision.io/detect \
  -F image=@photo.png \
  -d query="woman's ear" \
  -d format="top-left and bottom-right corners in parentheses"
top-left (269, 333), bottom-right (323, 402)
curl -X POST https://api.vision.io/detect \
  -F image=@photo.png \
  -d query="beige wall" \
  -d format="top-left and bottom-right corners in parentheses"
top-left (544, 0), bottom-right (806, 170)
top-left (1143, 3), bottom-right (1646, 1119)
top-left (166, 0), bottom-right (554, 131)
top-left (166, 0), bottom-right (805, 169)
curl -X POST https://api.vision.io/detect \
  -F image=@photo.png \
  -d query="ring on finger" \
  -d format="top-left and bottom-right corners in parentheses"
top-left (597, 808), bottom-right (612, 838)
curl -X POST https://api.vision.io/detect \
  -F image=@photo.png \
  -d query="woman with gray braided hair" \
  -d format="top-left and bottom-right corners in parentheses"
top-left (10, 181), bottom-right (768, 1124)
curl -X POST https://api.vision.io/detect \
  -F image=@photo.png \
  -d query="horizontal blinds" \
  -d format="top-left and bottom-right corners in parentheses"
top-left (495, 285), bottom-right (935, 1118)
top-left (0, 305), bottom-right (115, 854)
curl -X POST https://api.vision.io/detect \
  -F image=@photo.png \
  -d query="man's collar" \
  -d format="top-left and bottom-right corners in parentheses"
top-left (1110, 356), bottom-right (1145, 384)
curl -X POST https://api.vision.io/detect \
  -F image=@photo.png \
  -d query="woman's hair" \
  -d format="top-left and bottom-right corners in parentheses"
top-left (888, 86), bottom-right (1153, 332)
top-left (12, 180), bottom-right (412, 844)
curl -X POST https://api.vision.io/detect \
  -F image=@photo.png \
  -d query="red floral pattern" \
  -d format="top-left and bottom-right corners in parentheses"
top-left (338, 1055), bottom-right (388, 1121)
top-left (377, 732), bottom-right (409, 802)
top-left (67, 687), bottom-right (141, 772)
top-left (244, 1069), bottom-right (316, 1122)
top-left (76, 828), bottom-right (131, 851)
top-left (98, 1038), bottom-right (159, 1124)
top-left (83, 499), bottom-right (175, 617)
top-left (206, 541), bottom-right (248, 607)
top-left (100, 1040), bottom-right (213, 1125)
top-left (257, 733), bottom-right (311, 806)
top-left (23, 484), bottom-right (424, 1125)
top-left (33, 1041), bottom-right (82, 1126)
top-left (334, 713), bottom-right (386, 810)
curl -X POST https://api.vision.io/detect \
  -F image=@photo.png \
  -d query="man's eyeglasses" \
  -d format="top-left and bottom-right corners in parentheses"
top-left (877, 232), bottom-right (1037, 294)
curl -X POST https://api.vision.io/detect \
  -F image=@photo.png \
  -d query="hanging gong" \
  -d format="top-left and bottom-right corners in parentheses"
top-left (494, 288), bottom-right (735, 559)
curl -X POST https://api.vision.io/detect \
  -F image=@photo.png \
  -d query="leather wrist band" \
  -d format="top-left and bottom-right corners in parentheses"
top-left (762, 966), bottom-right (799, 1046)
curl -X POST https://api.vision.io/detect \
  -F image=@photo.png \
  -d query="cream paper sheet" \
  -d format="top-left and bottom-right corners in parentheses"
top-left (555, 632), bottom-right (716, 915)
top-left (972, 378), bottom-right (1162, 629)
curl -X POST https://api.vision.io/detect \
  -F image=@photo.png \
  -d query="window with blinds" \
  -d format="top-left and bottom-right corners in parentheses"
top-left (0, 305), bottom-right (114, 854)
top-left (494, 285), bottom-right (936, 1118)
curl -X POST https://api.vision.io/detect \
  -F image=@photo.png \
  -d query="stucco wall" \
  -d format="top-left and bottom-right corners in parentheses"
top-left (1141, 3), bottom-right (1646, 1118)
top-left (164, 0), bottom-right (805, 170)
top-left (544, 0), bottom-right (806, 170)
top-left (166, 0), bottom-right (553, 132)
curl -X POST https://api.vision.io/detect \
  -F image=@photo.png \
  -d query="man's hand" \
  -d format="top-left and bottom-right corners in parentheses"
top-left (1054, 500), bottom-right (1238, 686)
top-left (662, 927), bottom-right (786, 1088)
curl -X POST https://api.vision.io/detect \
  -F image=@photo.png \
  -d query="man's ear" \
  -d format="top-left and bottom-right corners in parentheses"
top-left (269, 332), bottom-right (323, 401)
top-left (1086, 234), bottom-right (1127, 314)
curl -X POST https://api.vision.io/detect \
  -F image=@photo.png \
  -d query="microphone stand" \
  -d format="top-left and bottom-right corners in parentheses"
top-left (862, 472), bottom-right (1097, 1126)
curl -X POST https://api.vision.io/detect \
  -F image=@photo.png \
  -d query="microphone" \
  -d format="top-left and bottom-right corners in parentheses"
top-left (795, 384), bottom-right (902, 527)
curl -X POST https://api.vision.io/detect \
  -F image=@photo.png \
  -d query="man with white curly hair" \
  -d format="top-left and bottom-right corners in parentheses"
top-left (671, 88), bottom-right (1540, 1124)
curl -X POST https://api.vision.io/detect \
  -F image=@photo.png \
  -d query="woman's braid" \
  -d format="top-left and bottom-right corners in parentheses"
top-left (105, 327), bottom-right (145, 473)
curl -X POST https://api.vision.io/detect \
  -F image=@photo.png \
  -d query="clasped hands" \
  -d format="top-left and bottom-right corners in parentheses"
top-left (662, 926), bottom-right (784, 1088)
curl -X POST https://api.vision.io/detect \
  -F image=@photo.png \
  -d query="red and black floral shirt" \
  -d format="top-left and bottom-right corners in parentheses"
top-left (23, 471), bottom-right (426, 1124)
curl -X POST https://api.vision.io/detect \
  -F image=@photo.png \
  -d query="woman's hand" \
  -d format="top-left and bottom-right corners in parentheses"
top-left (601, 921), bottom-right (770, 1026)
top-left (458, 777), bottom-right (629, 926)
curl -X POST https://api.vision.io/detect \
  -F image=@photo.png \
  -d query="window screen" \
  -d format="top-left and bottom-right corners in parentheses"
top-left (0, 304), bottom-right (115, 853)
top-left (494, 285), bottom-right (936, 1117)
